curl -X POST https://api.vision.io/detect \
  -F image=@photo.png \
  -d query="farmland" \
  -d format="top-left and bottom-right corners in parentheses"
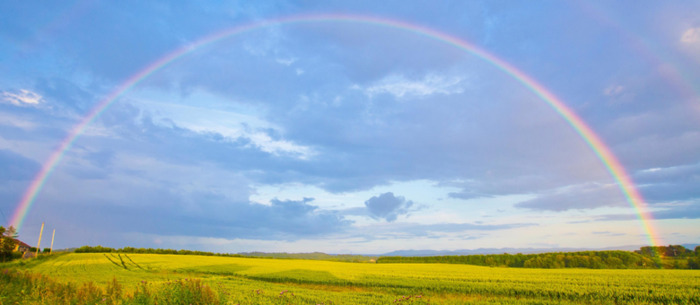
top-left (2, 253), bottom-right (699, 304)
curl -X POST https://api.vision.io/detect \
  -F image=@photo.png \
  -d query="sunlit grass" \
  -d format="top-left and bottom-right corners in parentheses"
top-left (2, 253), bottom-right (699, 304)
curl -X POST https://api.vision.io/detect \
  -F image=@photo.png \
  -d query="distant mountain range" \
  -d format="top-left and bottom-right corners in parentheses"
top-left (682, 243), bottom-right (699, 250)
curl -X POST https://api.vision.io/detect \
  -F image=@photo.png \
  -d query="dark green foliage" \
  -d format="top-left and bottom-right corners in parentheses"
top-left (379, 245), bottom-right (700, 269)
top-left (0, 269), bottom-right (115, 304)
top-left (73, 245), bottom-right (242, 257)
top-left (378, 250), bottom-right (659, 269)
top-left (0, 226), bottom-right (18, 262)
top-left (130, 279), bottom-right (222, 305)
top-left (70, 245), bottom-right (699, 270)
top-left (74, 245), bottom-right (116, 253)
top-left (635, 245), bottom-right (695, 258)
top-left (636, 246), bottom-right (660, 257)
top-left (688, 257), bottom-right (700, 269)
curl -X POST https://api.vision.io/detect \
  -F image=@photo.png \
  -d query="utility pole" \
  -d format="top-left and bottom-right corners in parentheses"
top-left (36, 222), bottom-right (44, 257)
top-left (50, 229), bottom-right (55, 254)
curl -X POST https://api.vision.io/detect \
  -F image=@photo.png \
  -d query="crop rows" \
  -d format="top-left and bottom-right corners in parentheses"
top-left (3, 253), bottom-right (699, 304)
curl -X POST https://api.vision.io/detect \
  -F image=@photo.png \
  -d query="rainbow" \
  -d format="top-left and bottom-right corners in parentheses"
top-left (10, 14), bottom-right (660, 246)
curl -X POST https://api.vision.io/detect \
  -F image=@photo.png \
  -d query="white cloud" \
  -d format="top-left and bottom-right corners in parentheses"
top-left (137, 98), bottom-right (315, 160)
top-left (680, 27), bottom-right (700, 44)
top-left (0, 112), bottom-right (37, 129)
top-left (1, 89), bottom-right (43, 106)
top-left (168, 123), bottom-right (315, 160)
top-left (245, 131), bottom-right (315, 159)
top-left (679, 27), bottom-right (700, 64)
top-left (639, 167), bottom-right (662, 174)
top-left (604, 85), bottom-right (624, 97)
top-left (359, 73), bottom-right (466, 99)
top-left (275, 57), bottom-right (297, 66)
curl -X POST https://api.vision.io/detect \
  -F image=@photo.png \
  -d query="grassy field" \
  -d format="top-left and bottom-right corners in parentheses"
top-left (2, 253), bottom-right (700, 304)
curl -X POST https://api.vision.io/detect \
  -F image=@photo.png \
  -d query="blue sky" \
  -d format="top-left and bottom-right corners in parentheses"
top-left (1, 1), bottom-right (699, 253)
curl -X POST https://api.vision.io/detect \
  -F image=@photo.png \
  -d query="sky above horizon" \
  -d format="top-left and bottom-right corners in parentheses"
top-left (1, 1), bottom-right (699, 254)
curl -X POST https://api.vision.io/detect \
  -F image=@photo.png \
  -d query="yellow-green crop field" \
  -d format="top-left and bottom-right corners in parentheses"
top-left (3, 253), bottom-right (700, 304)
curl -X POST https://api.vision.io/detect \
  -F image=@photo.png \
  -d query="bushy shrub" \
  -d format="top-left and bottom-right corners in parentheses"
top-left (0, 269), bottom-right (223, 304)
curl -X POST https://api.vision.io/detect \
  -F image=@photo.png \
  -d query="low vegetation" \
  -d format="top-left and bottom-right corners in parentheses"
top-left (74, 245), bottom-right (243, 257)
top-left (1, 252), bottom-right (699, 304)
top-left (0, 226), bottom-right (20, 262)
top-left (0, 268), bottom-right (223, 305)
top-left (379, 245), bottom-right (700, 269)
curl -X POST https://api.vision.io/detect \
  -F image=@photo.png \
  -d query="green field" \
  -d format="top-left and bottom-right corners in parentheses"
top-left (2, 253), bottom-right (700, 304)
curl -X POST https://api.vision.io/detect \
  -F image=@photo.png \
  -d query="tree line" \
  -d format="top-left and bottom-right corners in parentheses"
top-left (636, 245), bottom-right (700, 269)
top-left (377, 245), bottom-right (700, 269)
top-left (635, 245), bottom-right (698, 257)
top-left (12, 237), bottom-right (700, 269)
top-left (73, 245), bottom-right (242, 257)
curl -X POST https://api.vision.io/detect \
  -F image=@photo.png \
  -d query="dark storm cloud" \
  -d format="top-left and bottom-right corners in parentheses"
top-left (364, 192), bottom-right (414, 222)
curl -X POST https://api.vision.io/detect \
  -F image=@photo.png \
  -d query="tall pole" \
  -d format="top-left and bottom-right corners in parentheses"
top-left (36, 222), bottom-right (44, 257)
top-left (50, 229), bottom-right (55, 253)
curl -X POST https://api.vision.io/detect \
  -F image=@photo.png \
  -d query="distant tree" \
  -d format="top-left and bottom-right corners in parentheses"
top-left (664, 245), bottom-right (690, 257)
top-left (637, 246), bottom-right (660, 257)
top-left (0, 226), bottom-right (19, 261)
top-left (43, 248), bottom-right (51, 254)
top-left (688, 257), bottom-right (700, 269)
top-left (74, 245), bottom-right (116, 253)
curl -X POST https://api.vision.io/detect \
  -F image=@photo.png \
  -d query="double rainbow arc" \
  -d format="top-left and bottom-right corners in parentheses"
top-left (10, 14), bottom-right (659, 246)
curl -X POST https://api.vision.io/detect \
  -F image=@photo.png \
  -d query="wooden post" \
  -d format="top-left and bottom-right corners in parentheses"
top-left (50, 229), bottom-right (55, 254)
top-left (36, 222), bottom-right (44, 257)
